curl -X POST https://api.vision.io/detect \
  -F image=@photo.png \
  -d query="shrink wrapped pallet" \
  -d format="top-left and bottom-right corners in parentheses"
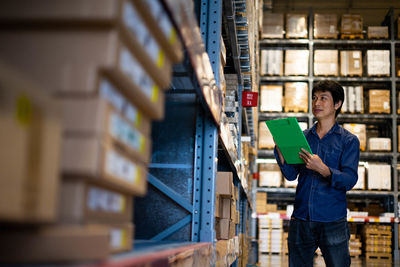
top-left (260, 85), bottom-right (283, 112)
top-left (284, 82), bottom-right (308, 112)
top-left (258, 121), bottom-right (274, 149)
top-left (340, 51), bottom-right (362, 76)
top-left (262, 13), bottom-right (284, 39)
top-left (314, 50), bottom-right (338, 76)
top-left (367, 164), bottom-right (391, 190)
top-left (343, 124), bottom-right (366, 151)
top-left (314, 14), bottom-right (338, 39)
top-left (369, 90), bottom-right (390, 114)
top-left (285, 50), bottom-right (309, 76)
top-left (259, 164), bottom-right (282, 187)
top-left (368, 138), bottom-right (391, 151)
top-left (286, 14), bottom-right (308, 38)
top-left (367, 26), bottom-right (388, 39)
top-left (367, 50), bottom-right (390, 76)
top-left (341, 14), bottom-right (363, 35)
top-left (260, 50), bottom-right (283, 76)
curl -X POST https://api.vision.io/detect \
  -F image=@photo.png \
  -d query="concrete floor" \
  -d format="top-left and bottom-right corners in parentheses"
top-left (258, 254), bottom-right (394, 267)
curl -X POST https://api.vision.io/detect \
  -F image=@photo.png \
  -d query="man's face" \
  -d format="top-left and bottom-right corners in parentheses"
top-left (312, 90), bottom-right (340, 120)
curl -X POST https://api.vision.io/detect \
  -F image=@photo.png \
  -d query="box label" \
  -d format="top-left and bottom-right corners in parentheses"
top-left (87, 187), bottom-right (125, 213)
top-left (99, 79), bottom-right (125, 112)
top-left (110, 228), bottom-right (127, 248)
top-left (124, 103), bottom-right (142, 128)
top-left (105, 149), bottom-right (137, 183)
top-left (109, 112), bottom-right (144, 152)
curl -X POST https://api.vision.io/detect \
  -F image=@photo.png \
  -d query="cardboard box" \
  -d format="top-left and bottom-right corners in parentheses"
top-left (61, 98), bottom-right (151, 164)
top-left (62, 136), bottom-right (148, 196)
top-left (0, 64), bottom-right (62, 223)
top-left (0, 0), bottom-right (174, 85)
top-left (284, 82), bottom-right (308, 112)
top-left (367, 164), bottom-right (391, 190)
top-left (0, 224), bottom-right (109, 262)
top-left (314, 50), bottom-right (338, 76)
top-left (286, 14), bottom-right (308, 38)
top-left (368, 138), bottom-right (391, 151)
top-left (216, 172), bottom-right (234, 197)
top-left (109, 223), bottom-right (134, 253)
top-left (132, 0), bottom-right (183, 63)
top-left (260, 85), bottom-right (283, 112)
top-left (59, 178), bottom-right (133, 224)
top-left (0, 30), bottom-right (166, 120)
top-left (368, 26), bottom-right (388, 39)
top-left (341, 14), bottom-right (363, 34)
top-left (260, 50), bottom-right (283, 76)
top-left (343, 124), bottom-right (366, 151)
top-left (353, 166), bottom-right (365, 190)
top-left (314, 14), bottom-right (338, 39)
top-left (258, 121), bottom-right (275, 150)
top-left (259, 164), bottom-right (282, 187)
top-left (285, 50), bottom-right (309, 76)
top-left (340, 51), bottom-right (363, 76)
top-left (216, 218), bottom-right (234, 240)
top-left (369, 90), bottom-right (390, 114)
top-left (367, 50), bottom-right (390, 76)
top-left (220, 197), bottom-right (232, 219)
top-left (262, 13), bottom-right (284, 38)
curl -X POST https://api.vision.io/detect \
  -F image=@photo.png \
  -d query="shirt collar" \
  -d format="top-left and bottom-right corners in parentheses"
top-left (311, 121), bottom-right (341, 137)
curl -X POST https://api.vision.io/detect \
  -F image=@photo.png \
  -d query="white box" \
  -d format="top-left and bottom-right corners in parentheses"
top-left (260, 85), bottom-right (283, 112)
top-left (368, 138), bottom-right (391, 151)
top-left (259, 164), bottom-right (282, 187)
top-left (367, 164), bottom-right (391, 190)
top-left (261, 50), bottom-right (283, 76)
top-left (367, 50), bottom-right (390, 76)
top-left (352, 166), bottom-right (365, 190)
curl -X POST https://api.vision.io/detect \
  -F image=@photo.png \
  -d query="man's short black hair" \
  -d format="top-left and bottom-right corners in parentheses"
top-left (312, 80), bottom-right (345, 117)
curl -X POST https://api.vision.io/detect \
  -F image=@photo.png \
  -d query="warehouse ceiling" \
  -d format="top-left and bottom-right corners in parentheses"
top-left (267, 0), bottom-right (400, 26)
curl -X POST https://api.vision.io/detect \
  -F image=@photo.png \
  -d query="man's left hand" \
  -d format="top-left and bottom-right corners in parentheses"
top-left (299, 148), bottom-right (331, 178)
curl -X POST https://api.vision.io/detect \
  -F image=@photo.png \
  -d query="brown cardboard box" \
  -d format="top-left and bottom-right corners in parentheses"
top-left (343, 124), bottom-right (367, 151)
top-left (97, 77), bottom-right (152, 135)
top-left (260, 50), bottom-right (283, 76)
top-left (258, 121), bottom-right (275, 149)
top-left (314, 14), bottom-right (338, 39)
top-left (314, 50), bottom-right (338, 76)
top-left (0, 30), bottom-right (166, 119)
top-left (367, 50), bottom-right (390, 76)
top-left (61, 98), bottom-right (151, 164)
top-left (259, 164), bottom-right (282, 187)
top-left (369, 90), bottom-right (390, 114)
top-left (368, 138), bottom-right (391, 151)
top-left (0, 224), bottom-right (109, 262)
top-left (262, 13), bottom-right (284, 38)
top-left (216, 172), bottom-right (234, 197)
top-left (285, 50), bottom-right (309, 76)
top-left (368, 26), bottom-right (388, 39)
top-left (220, 197), bottom-right (232, 219)
top-left (260, 85), bottom-right (283, 112)
top-left (132, 0), bottom-right (183, 63)
top-left (341, 14), bottom-right (363, 34)
top-left (286, 14), bottom-right (308, 38)
top-left (0, 64), bottom-right (62, 223)
top-left (0, 0), bottom-right (173, 85)
top-left (62, 136), bottom-right (148, 196)
top-left (216, 218), bottom-right (230, 240)
top-left (59, 178), bottom-right (133, 224)
top-left (109, 223), bottom-right (134, 253)
top-left (284, 82), bottom-right (308, 112)
top-left (340, 51), bottom-right (363, 76)
top-left (215, 194), bottom-right (221, 218)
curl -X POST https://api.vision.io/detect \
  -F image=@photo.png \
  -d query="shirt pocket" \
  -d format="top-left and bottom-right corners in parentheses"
top-left (323, 147), bottom-right (341, 169)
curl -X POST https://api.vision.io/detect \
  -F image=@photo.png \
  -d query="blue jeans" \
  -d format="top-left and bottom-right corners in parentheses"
top-left (288, 217), bottom-right (350, 267)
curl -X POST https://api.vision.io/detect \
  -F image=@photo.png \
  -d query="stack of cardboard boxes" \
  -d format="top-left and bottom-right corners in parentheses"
top-left (256, 192), bottom-right (268, 214)
top-left (343, 123), bottom-right (367, 151)
top-left (363, 225), bottom-right (392, 264)
top-left (0, 0), bottom-right (183, 262)
top-left (258, 121), bottom-right (275, 150)
top-left (261, 13), bottom-right (284, 39)
top-left (340, 51), bottom-right (363, 76)
top-left (349, 234), bottom-right (362, 258)
top-left (258, 216), bottom-right (284, 254)
top-left (367, 50), bottom-right (390, 76)
top-left (286, 14), bottom-right (308, 38)
top-left (342, 86), bottom-right (364, 113)
top-left (340, 14), bottom-right (363, 38)
top-left (367, 26), bottom-right (389, 39)
top-left (367, 164), bottom-right (391, 190)
top-left (369, 90), bottom-right (391, 114)
top-left (260, 50), bottom-right (283, 76)
top-left (285, 50), bottom-right (309, 76)
top-left (259, 164), bottom-right (282, 187)
top-left (260, 85), bottom-right (283, 112)
top-left (314, 50), bottom-right (339, 76)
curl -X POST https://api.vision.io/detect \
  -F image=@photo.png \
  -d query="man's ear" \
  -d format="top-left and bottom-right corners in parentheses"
top-left (334, 100), bottom-right (342, 110)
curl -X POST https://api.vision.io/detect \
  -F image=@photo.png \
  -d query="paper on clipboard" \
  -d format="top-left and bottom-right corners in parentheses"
top-left (265, 117), bottom-right (312, 164)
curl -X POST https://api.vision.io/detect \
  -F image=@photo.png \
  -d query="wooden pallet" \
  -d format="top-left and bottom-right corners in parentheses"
top-left (365, 252), bottom-right (392, 261)
top-left (314, 35), bottom-right (338, 39)
top-left (340, 73), bottom-right (363, 77)
top-left (283, 107), bottom-right (308, 113)
top-left (340, 33), bottom-right (364, 39)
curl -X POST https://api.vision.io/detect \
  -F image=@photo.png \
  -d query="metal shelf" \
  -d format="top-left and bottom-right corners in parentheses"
top-left (338, 113), bottom-right (393, 120)
top-left (257, 150), bottom-right (275, 158)
top-left (259, 39), bottom-right (400, 46)
top-left (260, 76), bottom-right (394, 83)
top-left (256, 187), bottom-right (394, 197)
top-left (259, 112), bottom-right (310, 120)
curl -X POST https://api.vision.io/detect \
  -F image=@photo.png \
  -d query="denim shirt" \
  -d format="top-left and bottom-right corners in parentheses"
top-left (274, 122), bottom-right (360, 222)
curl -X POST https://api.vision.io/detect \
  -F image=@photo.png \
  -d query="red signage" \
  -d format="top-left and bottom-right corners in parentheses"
top-left (242, 91), bottom-right (258, 107)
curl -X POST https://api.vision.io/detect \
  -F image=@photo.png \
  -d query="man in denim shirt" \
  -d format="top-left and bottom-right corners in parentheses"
top-left (274, 80), bottom-right (360, 267)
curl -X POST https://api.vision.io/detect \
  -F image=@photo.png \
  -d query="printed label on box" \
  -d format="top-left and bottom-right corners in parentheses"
top-left (99, 79), bottom-right (125, 112)
top-left (105, 149), bottom-right (137, 183)
top-left (109, 112), bottom-right (144, 152)
top-left (353, 52), bottom-right (360, 59)
top-left (354, 60), bottom-right (360, 69)
top-left (329, 25), bottom-right (335, 33)
top-left (124, 103), bottom-right (142, 128)
top-left (123, 2), bottom-right (147, 45)
top-left (87, 187), bottom-right (125, 213)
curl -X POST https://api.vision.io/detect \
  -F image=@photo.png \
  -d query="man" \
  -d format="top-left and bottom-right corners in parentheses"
top-left (274, 80), bottom-right (360, 267)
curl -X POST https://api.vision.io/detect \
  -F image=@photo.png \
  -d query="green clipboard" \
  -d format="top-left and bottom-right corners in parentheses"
top-left (265, 117), bottom-right (312, 164)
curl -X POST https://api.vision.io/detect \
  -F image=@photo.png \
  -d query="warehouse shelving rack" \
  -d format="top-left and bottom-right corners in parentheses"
top-left (130, 0), bottom-right (257, 266)
top-left (256, 8), bottom-right (400, 262)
